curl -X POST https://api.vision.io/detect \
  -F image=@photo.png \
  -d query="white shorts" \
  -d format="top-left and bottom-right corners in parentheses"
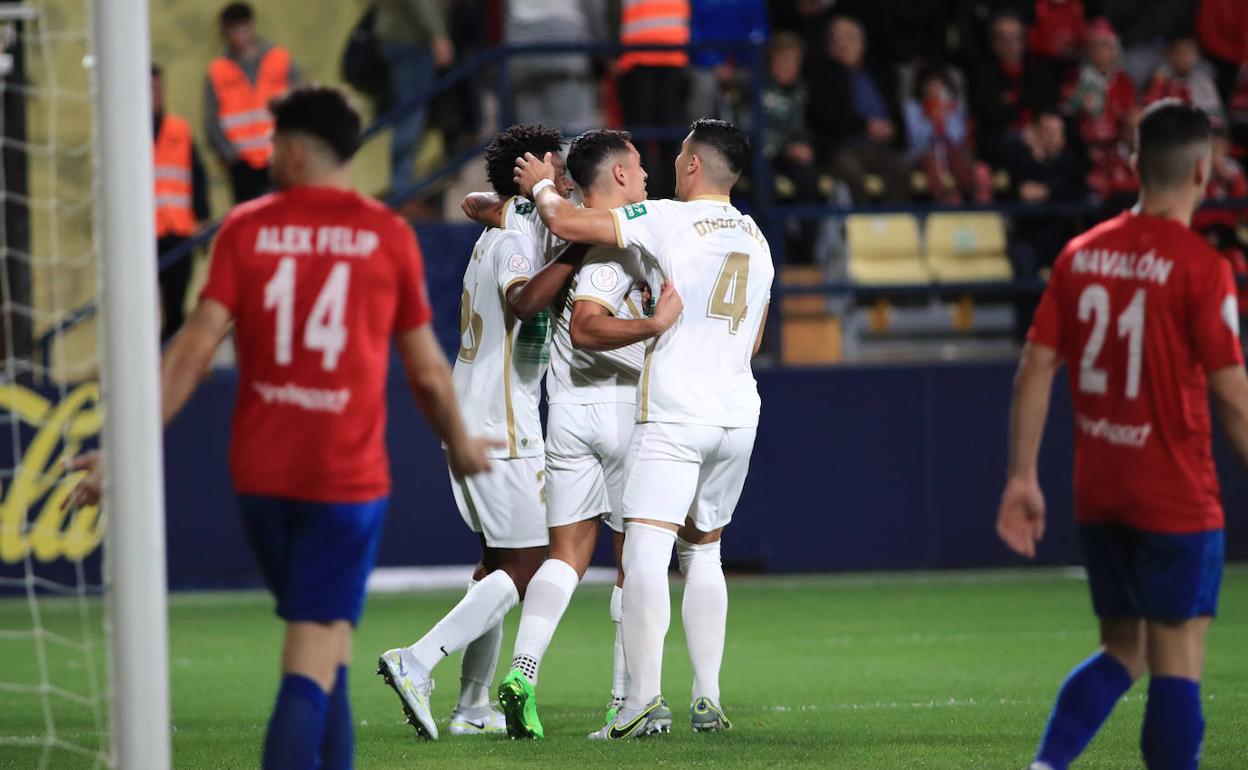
top-left (621, 421), bottom-right (757, 532)
top-left (545, 402), bottom-right (634, 533)
top-left (448, 455), bottom-right (549, 549)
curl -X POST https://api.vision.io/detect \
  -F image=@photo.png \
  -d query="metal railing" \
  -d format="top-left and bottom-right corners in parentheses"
top-left (39, 38), bottom-right (1248, 365)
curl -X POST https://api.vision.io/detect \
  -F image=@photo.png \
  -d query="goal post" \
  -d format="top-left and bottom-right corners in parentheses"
top-left (91, 0), bottom-right (170, 767)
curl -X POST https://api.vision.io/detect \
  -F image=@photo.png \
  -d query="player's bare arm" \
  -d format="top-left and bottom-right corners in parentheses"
top-left (514, 152), bottom-right (618, 247)
top-left (395, 324), bottom-right (501, 478)
top-left (570, 280), bottom-right (683, 351)
top-left (1210, 365), bottom-right (1248, 468)
top-left (461, 191), bottom-right (504, 228)
top-left (162, 298), bottom-right (233, 426)
top-left (505, 243), bottom-right (589, 321)
top-left (997, 341), bottom-right (1060, 559)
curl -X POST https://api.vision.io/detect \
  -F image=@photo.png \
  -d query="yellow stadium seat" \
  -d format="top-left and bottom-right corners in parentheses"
top-left (924, 212), bottom-right (1013, 282)
top-left (845, 213), bottom-right (929, 285)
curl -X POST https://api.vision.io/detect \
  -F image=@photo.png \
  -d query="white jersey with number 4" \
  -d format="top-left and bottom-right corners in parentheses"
top-left (610, 196), bottom-right (774, 428)
top-left (454, 227), bottom-right (551, 458)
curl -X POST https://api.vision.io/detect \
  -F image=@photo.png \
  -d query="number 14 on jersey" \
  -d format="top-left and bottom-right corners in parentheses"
top-left (264, 257), bottom-right (352, 371)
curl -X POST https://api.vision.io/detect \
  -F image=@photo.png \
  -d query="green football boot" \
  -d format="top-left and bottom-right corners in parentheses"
top-left (497, 668), bottom-right (544, 739)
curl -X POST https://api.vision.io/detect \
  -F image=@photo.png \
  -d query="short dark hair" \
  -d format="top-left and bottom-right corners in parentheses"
top-left (567, 129), bottom-right (632, 189)
top-left (688, 118), bottom-right (749, 176)
top-left (1136, 99), bottom-right (1212, 189)
top-left (484, 124), bottom-right (564, 198)
top-left (219, 2), bottom-right (254, 27)
top-left (270, 85), bottom-right (362, 164)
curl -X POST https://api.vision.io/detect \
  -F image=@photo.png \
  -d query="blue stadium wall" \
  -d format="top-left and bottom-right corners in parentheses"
top-left (159, 223), bottom-right (1248, 589)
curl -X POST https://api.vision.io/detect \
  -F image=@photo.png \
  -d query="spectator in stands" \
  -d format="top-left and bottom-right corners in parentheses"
top-left (687, 0), bottom-right (768, 122)
top-left (1196, 0), bottom-right (1248, 101)
top-left (1229, 63), bottom-right (1248, 153)
top-left (806, 15), bottom-right (909, 203)
top-left (969, 11), bottom-right (1059, 165)
top-left (1027, 0), bottom-right (1085, 62)
top-left (903, 66), bottom-right (992, 204)
top-left (1096, 0), bottom-right (1198, 89)
top-left (1144, 33), bottom-right (1225, 122)
top-left (506, 0), bottom-right (606, 135)
top-left (762, 31), bottom-right (820, 261)
top-left (204, 3), bottom-right (300, 203)
top-left (152, 65), bottom-right (210, 343)
top-left (1002, 111), bottom-right (1088, 335)
top-left (616, 0), bottom-right (691, 197)
top-left (1193, 125), bottom-right (1248, 313)
top-left (1063, 18), bottom-right (1138, 202)
top-left (375, 0), bottom-right (454, 196)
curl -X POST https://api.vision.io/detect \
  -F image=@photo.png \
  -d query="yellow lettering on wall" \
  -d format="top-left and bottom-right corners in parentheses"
top-left (0, 383), bottom-right (104, 565)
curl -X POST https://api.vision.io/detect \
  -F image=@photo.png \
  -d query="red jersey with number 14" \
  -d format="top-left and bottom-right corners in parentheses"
top-left (1029, 210), bottom-right (1243, 533)
top-left (201, 186), bottom-right (433, 502)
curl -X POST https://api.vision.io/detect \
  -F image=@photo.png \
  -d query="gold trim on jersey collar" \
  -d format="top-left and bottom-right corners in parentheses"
top-left (691, 194), bottom-right (731, 204)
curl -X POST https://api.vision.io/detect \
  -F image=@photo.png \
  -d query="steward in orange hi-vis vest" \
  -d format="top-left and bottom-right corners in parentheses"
top-left (617, 0), bottom-right (690, 72)
top-left (208, 45), bottom-right (291, 169)
top-left (153, 114), bottom-right (196, 238)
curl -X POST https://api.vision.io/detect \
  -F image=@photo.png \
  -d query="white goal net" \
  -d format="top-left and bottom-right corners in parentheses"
top-left (0, 1), bottom-right (168, 768)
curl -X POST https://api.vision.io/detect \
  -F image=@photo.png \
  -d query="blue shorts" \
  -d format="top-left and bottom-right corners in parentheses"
top-left (238, 495), bottom-right (388, 625)
top-left (1078, 523), bottom-right (1224, 620)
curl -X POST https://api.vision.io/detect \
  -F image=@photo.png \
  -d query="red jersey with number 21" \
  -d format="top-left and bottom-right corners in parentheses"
top-left (201, 186), bottom-right (433, 502)
top-left (1029, 210), bottom-right (1243, 533)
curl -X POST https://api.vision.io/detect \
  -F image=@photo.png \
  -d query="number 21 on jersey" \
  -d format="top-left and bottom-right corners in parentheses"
top-left (264, 257), bottom-right (351, 371)
top-left (1078, 284), bottom-right (1145, 398)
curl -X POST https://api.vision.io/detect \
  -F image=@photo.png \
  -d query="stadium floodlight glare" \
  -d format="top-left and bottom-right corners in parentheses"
top-left (92, 0), bottom-right (171, 768)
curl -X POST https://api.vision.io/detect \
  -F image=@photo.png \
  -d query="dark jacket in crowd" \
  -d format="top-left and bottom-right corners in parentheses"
top-left (805, 56), bottom-right (904, 159)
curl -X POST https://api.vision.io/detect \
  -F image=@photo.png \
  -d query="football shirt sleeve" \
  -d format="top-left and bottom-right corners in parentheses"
top-left (494, 232), bottom-right (541, 296)
top-left (1189, 258), bottom-right (1244, 372)
top-left (610, 199), bottom-right (680, 258)
top-left (572, 248), bottom-right (635, 314)
top-left (199, 215), bottom-right (240, 312)
top-left (394, 219), bottom-right (434, 331)
top-left (1027, 262), bottom-right (1064, 352)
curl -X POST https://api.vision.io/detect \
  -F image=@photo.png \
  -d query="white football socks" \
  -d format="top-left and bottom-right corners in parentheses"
top-left (609, 584), bottom-right (628, 704)
top-left (402, 569), bottom-right (518, 679)
top-left (509, 558), bottom-right (580, 685)
top-left (621, 522), bottom-right (676, 712)
top-left (677, 537), bottom-right (727, 706)
top-left (457, 578), bottom-right (504, 715)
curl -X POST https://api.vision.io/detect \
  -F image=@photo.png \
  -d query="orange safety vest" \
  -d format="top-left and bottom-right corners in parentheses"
top-left (153, 114), bottom-right (196, 239)
top-left (208, 46), bottom-right (291, 169)
top-left (618, 0), bottom-right (689, 72)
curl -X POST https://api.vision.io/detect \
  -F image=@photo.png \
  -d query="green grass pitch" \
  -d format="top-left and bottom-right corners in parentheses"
top-left (2, 568), bottom-right (1247, 768)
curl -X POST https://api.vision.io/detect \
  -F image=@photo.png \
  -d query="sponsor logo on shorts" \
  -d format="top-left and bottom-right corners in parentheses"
top-left (590, 265), bottom-right (620, 292)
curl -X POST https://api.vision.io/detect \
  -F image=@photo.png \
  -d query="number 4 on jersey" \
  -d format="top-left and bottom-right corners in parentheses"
top-left (264, 256), bottom-right (351, 371)
top-left (707, 251), bottom-right (750, 334)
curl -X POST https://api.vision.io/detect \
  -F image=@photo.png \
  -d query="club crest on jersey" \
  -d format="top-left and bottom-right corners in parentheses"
top-left (508, 253), bottom-right (533, 273)
top-left (622, 203), bottom-right (648, 220)
top-left (590, 265), bottom-right (619, 292)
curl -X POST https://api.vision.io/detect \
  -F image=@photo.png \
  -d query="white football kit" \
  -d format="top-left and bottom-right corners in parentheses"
top-left (501, 195), bottom-right (649, 533)
top-left (544, 245), bottom-right (648, 532)
top-left (609, 196), bottom-right (774, 532)
top-left (449, 227), bottom-right (551, 548)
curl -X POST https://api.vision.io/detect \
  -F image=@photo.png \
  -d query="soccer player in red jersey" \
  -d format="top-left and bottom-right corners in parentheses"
top-left (998, 100), bottom-right (1248, 770)
top-left (73, 86), bottom-right (497, 770)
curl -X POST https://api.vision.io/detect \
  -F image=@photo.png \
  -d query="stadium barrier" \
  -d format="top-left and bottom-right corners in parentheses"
top-left (9, 223), bottom-right (1245, 591)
